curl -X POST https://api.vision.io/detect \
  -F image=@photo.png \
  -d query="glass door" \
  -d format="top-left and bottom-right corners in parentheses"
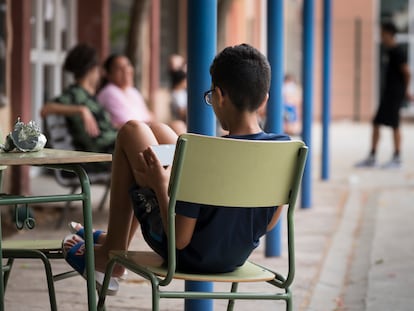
top-left (30, 0), bottom-right (77, 128)
top-left (30, 0), bottom-right (76, 176)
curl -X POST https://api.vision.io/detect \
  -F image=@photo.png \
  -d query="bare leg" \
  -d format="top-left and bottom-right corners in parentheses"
top-left (392, 127), bottom-right (401, 156)
top-left (124, 122), bottom-right (178, 244)
top-left (168, 120), bottom-right (187, 135)
top-left (94, 120), bottom-right (177, 274)
top-left (371, 124), bottom-right (380, 155)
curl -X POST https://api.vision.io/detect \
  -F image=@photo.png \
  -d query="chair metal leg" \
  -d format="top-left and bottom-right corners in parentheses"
top-left (3, 251), bottom-right (58, 311)
top-left (37, 251), bottom-right (59, 311)
top-left (151, 279), bottom-right (160, 311)
top-left (0, 212), bottom-right (4, 311)
top-left (53, 270), bottom-right (78, 282)
top-left (2, 259), bottom-right (14, 292)
top-left (97, 259), bottom-right (117, 311)
top-left (227, 282), bottom-right (239, 311)
top-left (287, 298), bottom-right (292, 311)
top-left (286, 287), bottom-right (292, 311)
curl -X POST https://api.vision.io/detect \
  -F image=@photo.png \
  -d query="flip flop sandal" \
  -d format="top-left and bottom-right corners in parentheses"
top-left (62, 234), bottom-right (119, 295)
top-left (117, 269), bottom-right (128, 281)
top-left (68, 222), bottom-right (105, 245)
top-left (68, 222), bottom-right (128, 281)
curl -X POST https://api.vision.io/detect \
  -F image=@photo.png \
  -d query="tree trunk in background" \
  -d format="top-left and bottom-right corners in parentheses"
top-left (125, 0), bottom-right (151, 86)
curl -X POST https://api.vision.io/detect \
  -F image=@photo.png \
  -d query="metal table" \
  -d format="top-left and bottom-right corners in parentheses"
top-left (0, 148), bottom-right (112, 311)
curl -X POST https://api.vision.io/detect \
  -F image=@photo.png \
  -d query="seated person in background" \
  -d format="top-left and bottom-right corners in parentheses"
top-left (62, 44), bottom-right (290, 287)
top-left (169, 68), bottom-right (187, 123)
top-left (168, 53), bottom-right (186, 75)
top-left (98, 53), bottom-right (186, 134)
top-left (41, 43), bottom-right (117, 172)
top-left (97, 54), bottom-right (153, 128)
top-left (282, 73), bottom-right (301, 135)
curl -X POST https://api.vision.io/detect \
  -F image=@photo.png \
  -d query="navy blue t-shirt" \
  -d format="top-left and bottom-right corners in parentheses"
top-left (175, 131), bottom-right (290, 273)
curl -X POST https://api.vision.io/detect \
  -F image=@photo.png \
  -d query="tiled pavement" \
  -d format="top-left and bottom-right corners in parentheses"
top-left (2, 120), bottom-right (414, 310)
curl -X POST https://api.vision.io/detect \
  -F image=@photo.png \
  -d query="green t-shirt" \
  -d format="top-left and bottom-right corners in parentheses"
top-left (50, 84), bottom-right (116, 173)
top-left (53, 84), bottom-right (117, 154)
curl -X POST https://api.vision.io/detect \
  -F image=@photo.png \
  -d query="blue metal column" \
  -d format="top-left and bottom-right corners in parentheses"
top-left (301, 0), bottom-right (314, 208)
top-left (321, 0), bottom-right (332, 180)
top-left (187, 0), bottom-right (216, 136)
top-left (185, 1), bottom-right (217, 310)
top-left (265, 0), bottom-right (284, 257)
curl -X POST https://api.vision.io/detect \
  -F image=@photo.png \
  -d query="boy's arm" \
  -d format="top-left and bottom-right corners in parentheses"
top-left (153, 185), bottom-right (196, 249)
top-left (175, 215), bottom-right (196, 249)
top-left (142, 147), bottom-right (196, 249)
top-left (266, 206), bottom-right (283, 231)
top-left (41, 102), bottom-right (100, 137)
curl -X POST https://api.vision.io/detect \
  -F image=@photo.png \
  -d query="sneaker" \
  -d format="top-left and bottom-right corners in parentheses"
top-left (381, 157), bottom-right (401, 169)
top-left (355, 155), bottom-right (376, 168)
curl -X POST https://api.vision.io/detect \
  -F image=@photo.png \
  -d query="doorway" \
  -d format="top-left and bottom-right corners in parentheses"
top-left (30, 0), bottom-right (77, 127)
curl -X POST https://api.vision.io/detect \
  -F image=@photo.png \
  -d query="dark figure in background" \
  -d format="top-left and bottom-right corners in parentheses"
top-left (356, 22), bottom-right (412, 169)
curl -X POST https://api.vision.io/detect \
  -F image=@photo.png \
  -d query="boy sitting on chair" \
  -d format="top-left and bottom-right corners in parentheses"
top-left (62, 43), bottom-right (290, 292)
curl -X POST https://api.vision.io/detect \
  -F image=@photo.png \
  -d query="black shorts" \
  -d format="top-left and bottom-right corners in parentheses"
top-left (373, 98), bottom-right (402, 128)
top-left (129, 186), bottom-right (168, 259)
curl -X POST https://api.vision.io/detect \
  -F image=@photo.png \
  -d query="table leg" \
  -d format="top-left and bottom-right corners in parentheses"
top-left (0, 209), bottom-right (4, 311)
top-left (73, 165), bottom-right (97, 311)
top-left (0, 168), bottom-right (4, 311)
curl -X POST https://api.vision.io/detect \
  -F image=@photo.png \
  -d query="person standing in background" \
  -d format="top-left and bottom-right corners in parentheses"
top-left (356, 22), bottom-right (412, 168)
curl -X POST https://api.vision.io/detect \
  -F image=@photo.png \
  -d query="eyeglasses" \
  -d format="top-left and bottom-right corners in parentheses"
top-left (204, 87), bottom-right (225, 105)
top-left (203, 88), bottom-right (214, 105)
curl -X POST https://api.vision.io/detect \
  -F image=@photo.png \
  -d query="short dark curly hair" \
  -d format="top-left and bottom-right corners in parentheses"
top-left (209, 43), bottom-right (271, 112)
top-left (381, 22), bottom-right (398, 36)
top-left (63, 43), bottom-right (99, 80)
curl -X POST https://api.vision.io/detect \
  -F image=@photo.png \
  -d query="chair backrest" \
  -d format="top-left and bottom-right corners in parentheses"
top-left (170, 133), bottom-right (307, 207)
top-left (43, 114), bottom-right (110, 186)
top-left (44, 114), bottom-right (75, 151)
top-left (163, 133), bottom-right (308, 285)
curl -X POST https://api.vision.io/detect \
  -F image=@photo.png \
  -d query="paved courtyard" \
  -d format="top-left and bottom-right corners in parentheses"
top-left (2, 120), bottom-right (414, 310)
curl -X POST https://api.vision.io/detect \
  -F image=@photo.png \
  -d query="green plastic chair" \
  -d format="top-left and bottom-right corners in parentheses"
top-left (2, 240), bottom-right (77, 310)
top-left (97, 133), bottom-right (308, 311)
top-left (0, 165), bottom-right (77, 311)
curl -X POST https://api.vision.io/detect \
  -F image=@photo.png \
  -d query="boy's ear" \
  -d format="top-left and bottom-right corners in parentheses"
top-left (258, 93), bottom-right (269, 109)
top-left (216, 87), bottom-right (226, 106)
top-left (216, 87), bottom-right (224, 97)
top-left (257, 93), bottom-right (269, 116)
